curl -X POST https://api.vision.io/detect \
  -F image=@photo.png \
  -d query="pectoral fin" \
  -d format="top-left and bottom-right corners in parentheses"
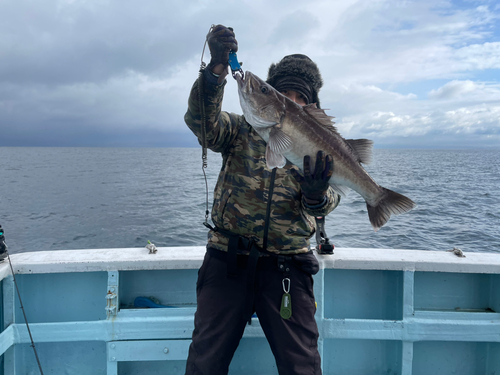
top-left (266, 144), bottom-right (287, 168)
top-left (268, 127), bottom-right (292, 153)
top-left (265, 127), bottom-right (292, 169)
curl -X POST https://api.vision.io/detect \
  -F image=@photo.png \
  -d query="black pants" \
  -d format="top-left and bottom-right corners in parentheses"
top-left (185, 249), bottom-right (322, 375)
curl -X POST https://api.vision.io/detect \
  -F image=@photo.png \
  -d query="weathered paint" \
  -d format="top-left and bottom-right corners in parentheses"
top-left (106, 271), bottom-right (119, 319)
top-left (0, 246), bottom-right (499, 374)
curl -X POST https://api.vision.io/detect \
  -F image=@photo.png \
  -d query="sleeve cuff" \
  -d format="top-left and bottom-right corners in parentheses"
top-left (203, 68), bottom-right (224, 86)
top-left (302, 195), bottom-right (328, 209)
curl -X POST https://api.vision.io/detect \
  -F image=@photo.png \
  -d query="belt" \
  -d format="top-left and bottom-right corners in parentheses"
top-left (210, 227), bottom-right (262, 278)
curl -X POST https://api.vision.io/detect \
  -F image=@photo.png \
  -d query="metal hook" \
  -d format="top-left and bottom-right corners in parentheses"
top-left (228, 51), bottom-right (244, 80)
top-left (282, 278), bottom-right (290, 294)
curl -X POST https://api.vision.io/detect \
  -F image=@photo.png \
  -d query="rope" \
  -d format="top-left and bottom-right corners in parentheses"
top-left (199, 25), bottom-right (214, 226)
top-left (0, 228), bottom-right (44, 374)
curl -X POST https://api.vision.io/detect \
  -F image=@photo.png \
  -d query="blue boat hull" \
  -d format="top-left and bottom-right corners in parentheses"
top-left (1, 246), bottom-right (499, 374)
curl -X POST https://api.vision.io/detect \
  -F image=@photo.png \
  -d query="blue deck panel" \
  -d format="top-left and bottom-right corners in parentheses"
top-left (324, 269), bottom-right (404, 320)
top-left (323, 339), bottom-right (402, 375)
top-left (117, 360), bottom-right (189, 375)
top-left (1, 247), bottom-right (499, 374)
top-left (414, 272), bottom-right (498, 312)
top-left (16, 341), bottom-right (107, 375)
top-left (412, 341), bottom-right (496, 375)
top-left (119, 269), bottom-right (198, 308)
top-left (15, 272), bottom-right (108, 323)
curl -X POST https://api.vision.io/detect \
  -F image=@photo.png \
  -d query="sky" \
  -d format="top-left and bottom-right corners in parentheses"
top-left (0, 0), bottom-right (499, 148)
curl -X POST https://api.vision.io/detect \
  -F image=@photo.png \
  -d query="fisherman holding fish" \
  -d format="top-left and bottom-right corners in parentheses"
top-left (183, 24), bottom-right (338, 375)
top-left (184, 24), bottom-right (415, 375)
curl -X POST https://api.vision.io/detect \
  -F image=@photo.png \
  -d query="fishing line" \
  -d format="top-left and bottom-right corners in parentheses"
top-left (197, 26), bottom-right (242, 229)
top-left (0, 226), bottom-right (44, 375)
top-left (198, 25), bottom-right (213, 228)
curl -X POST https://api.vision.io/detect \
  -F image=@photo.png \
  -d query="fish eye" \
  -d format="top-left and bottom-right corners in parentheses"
top-left (261, 86), bottom-right (268, 94)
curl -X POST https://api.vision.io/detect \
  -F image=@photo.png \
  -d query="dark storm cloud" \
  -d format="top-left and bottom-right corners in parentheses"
top-left (1, 123), bottom-right (200, 147)
top-left (0, 0), bottom-right (207, 85)
top-left (0, 0), bottom-right (223, 146)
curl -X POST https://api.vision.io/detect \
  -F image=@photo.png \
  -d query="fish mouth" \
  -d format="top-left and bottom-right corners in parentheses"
top-left (237, 71), bottom-right (258, 91)
top-left (235, 72), bottom-right (245, 89)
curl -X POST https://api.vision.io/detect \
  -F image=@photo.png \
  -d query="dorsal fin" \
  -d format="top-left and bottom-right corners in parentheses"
top-left (302, 104), bottom-right (373, 165)
top-left (345, 139), bottom-right (374, 164)
top-left (303, 104), bottom-right (338, 131)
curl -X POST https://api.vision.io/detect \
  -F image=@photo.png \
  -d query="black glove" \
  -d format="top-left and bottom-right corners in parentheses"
top-left (291, 151), bottom-right (334, 204)
top-left (206, 25), bottom-right (238, 81)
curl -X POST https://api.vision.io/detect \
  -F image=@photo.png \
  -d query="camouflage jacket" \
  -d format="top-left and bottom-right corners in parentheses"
top-left (184, 71), bottom-right (340, 255)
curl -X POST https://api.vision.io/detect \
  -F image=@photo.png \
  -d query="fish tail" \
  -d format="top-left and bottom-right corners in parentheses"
top-left (367, 188), bottom-right (417, 231)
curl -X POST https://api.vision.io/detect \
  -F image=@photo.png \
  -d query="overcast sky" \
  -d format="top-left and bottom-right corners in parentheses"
top-left (1, 0), bottom-right (499, 148)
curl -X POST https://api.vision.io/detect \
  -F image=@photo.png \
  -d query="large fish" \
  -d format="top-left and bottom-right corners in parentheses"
top-left (236, 71), bottom-right (416, 231)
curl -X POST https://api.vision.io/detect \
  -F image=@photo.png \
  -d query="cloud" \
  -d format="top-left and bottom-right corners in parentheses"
top-left (429, 80), bottom-right (480, 99)
top-left (454, 42), bottom-right (500, 71)
top-left (0, 0), bottom-right (499, 148)
top-left (0, 57), bottom-right (203, 146)
top-left (0, 0), bottom-right (211, 85)
top-left (268, 11), bottom-right (320, 47)
top-left (428, 79), bottom-right (500, 101)
top-left (331, 80), bottom-right (500, 148)
top-left (314, 1), bottom-right (500, 85)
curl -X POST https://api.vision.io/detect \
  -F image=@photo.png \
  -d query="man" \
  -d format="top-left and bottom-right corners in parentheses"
top-left (184, 25), bottom-right (340, 375)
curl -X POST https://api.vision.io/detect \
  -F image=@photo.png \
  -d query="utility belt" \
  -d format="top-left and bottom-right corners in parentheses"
top-left (209, 226), bottom-right (320, 278)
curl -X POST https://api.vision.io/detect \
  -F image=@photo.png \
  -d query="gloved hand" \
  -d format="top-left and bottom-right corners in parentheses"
top-left (291, 151), bottom-right (334, 204)
top-left (206, 25), bottom-right (238, 82)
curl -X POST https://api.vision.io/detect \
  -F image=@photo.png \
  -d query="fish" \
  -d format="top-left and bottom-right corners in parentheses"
top-left (236, 71), bottom-right (416, 231)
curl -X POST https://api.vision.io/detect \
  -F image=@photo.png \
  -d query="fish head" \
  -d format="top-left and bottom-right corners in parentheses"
top-left (236, 71), bottom-right (286, 129)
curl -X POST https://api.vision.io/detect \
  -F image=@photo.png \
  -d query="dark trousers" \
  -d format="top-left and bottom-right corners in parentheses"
top-left (185, 249), bottom-right (322, 375)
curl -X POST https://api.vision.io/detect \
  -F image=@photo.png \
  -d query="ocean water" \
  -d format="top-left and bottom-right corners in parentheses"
top-left (0, 147), bottom-right (499, 254)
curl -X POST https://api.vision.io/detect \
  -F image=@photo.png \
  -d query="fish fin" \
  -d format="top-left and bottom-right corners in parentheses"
top-left (346, 139), bottom-right (374, 164)
top-left (329, 183), bottom-right (350, 197)
top-left (269, 127), bottom-right (293, 153)
top-left (265, 144), bottom-right (287, 169)
top-left (303, 104), bottom-right (338, 132)
top-left (367, 188), bottom-right (417, 231)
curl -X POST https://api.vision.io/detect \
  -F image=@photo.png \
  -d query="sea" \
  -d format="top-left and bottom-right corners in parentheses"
top-left (0, 147), bottom-right (499, 254)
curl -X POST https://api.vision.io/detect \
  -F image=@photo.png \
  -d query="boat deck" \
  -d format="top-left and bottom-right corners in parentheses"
top-left (1, 247), bottom-right (499, 374)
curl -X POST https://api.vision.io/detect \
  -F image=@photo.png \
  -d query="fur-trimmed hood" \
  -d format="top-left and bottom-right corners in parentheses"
top-left (266, 54), bottom-right (323, 108)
